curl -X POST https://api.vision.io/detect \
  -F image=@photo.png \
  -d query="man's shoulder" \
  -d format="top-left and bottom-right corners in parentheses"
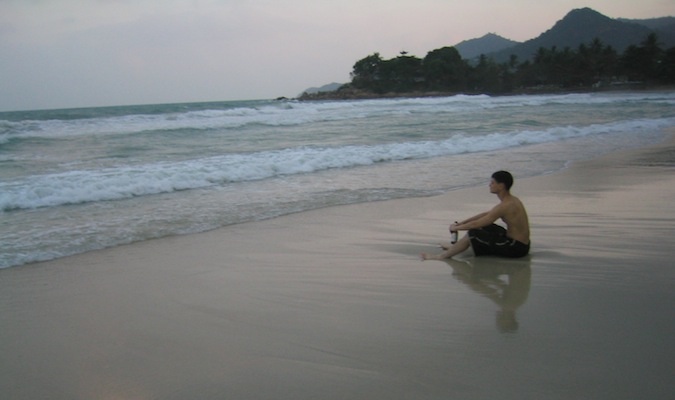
top-left (500, 194), bottom-right (525, 210)
top-left (504, 193), bottom-right (524, 203)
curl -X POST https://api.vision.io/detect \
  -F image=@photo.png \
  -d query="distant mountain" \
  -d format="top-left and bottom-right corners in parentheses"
top-left (620, 16), bottom-right (675, 31)
top-left (619, 16), bottom-right (675, 46)
top-left (454, 33), bottom-right (520, 60)
top-left (489, 7), bottom-right (658, 62)
top-left (299, 8), bottom-right (675, 97)
top-left (300, 82), bottom-right (344, 96)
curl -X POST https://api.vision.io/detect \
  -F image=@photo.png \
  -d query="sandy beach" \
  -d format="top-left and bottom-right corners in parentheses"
top-left (2, 135), bottom-right (674, 399)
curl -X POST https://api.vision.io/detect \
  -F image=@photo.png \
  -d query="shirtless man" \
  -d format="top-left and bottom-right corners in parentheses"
top-left (420, 171), bottom-right (530, 260)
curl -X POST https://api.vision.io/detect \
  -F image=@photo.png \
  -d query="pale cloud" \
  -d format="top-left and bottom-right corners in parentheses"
top-left (0, 0), bottom-right (672, 111)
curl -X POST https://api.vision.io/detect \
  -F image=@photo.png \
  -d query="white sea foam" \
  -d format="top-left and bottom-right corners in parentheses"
top-left (2, 91), bottom-right (674, 269)
top-left (2, 117), bottom-right (671, 212)
top-left (2, 92), bottom-right (673, 142)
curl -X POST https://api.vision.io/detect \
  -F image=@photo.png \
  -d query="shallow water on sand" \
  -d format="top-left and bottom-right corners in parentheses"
top-left (2, 92), bottom-right (674, 268)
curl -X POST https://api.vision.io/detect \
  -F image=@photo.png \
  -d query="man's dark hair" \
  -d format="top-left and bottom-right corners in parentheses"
top-left (492, 170), bottom-right (514, 190)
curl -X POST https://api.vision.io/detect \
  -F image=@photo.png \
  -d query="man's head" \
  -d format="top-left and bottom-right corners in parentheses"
top-left (491, 170), bottom-right (514, 191)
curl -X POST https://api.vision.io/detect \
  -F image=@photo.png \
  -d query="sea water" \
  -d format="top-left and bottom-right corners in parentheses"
top-left (1, 92), bottom-right (674, 268)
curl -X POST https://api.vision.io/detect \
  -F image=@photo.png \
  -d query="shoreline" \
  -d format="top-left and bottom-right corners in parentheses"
top-left (296, 84), bottom-right (675, 101)
top-left (1, 133), bottom-right (674, 399)
top-left (5, 123), bottom-right (672, 271)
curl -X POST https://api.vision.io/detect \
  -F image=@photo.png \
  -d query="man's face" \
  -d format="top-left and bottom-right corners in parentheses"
top-left (489, 178), bottom-right (501, 193)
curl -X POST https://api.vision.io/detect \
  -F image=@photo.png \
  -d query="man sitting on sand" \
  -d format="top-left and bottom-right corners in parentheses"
top-left (420, 170), bottom-right (530, 260)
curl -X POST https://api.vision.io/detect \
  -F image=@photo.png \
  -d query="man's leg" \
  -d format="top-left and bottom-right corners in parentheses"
top-left (421, 234), bottom-right (470, 260)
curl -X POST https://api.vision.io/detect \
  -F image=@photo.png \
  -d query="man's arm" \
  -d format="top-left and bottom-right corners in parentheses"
top-left (452, 205), bottom-right (504, 232)
top-left (459, 212), bottom-right (488, 225)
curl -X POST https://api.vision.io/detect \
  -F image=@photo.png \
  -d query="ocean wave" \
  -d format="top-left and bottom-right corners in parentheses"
top-left (2, 117), bottom-right (672, 212)
top-left (2, 92), bottom-right (673, 143)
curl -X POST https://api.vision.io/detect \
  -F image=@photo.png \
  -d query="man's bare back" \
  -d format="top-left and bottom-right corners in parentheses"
top-left (496, 194), bottom-right (529, 244)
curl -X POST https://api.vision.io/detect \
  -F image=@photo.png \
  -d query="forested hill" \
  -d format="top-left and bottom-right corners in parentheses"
top-left (299, 7), bottom-right (675, 100)
top-left (488, 8), bottom-right (669, 62)
top-left (454, 33), bottom-right (520, 60)
top-left (618, 16), bottom-right (675, 47)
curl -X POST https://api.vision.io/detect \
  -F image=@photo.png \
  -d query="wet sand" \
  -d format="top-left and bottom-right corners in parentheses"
top-left (1, 136), bottom-right (674, 399)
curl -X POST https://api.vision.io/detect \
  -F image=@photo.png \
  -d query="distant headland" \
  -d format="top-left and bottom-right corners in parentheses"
top-left (297, 8), bottom-right (675, 101)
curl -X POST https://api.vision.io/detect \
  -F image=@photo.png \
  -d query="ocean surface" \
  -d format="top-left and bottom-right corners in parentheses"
top-left (1, 92), bottom-right (674, 269)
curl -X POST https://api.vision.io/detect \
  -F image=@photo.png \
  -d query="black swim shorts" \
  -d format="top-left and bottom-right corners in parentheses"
top-left (468, 224), bottom-right (530, 258)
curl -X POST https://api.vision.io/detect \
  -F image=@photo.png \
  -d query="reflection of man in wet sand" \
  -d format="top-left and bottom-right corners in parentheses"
top-left (421, 171), bottom-right (530, 261)
top-left (447, 258), bottom-right (531, 333)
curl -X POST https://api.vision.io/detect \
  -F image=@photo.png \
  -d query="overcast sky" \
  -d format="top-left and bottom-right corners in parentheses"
top-left (1, 0), bottom-right (672, 111)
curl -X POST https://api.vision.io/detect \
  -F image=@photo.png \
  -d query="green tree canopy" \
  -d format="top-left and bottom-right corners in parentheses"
top-left (343, 34), bottom-right (673, 97)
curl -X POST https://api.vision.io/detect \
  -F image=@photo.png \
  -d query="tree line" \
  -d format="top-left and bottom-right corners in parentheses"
top-left (344, 33), bottom-right (674, 96)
